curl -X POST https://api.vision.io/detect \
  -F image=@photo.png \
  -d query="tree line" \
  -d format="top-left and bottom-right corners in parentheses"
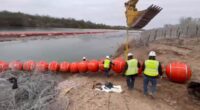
top-left (0, 11), bottom-right (125, 29)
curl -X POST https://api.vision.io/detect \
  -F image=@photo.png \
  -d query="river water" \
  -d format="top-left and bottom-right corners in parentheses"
top-left (0, 28), bottom-right (140, 62)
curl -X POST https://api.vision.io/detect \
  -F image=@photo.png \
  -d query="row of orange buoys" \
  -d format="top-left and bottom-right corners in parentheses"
top-left (0, 31), bottom-right (107, 37)
top-left (0, 59), bottom-right (192, 83)
top-left (0, 58), bottom-right (129, 74)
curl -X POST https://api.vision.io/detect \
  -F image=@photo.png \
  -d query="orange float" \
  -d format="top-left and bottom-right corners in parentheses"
top-left (0, 61), bottom-right (9, 72)
top-left (9, 61), bottom-right (23, 71)
top-left (60, 62), bottom-right (70, 72)
top-left (166, 61), bottom-right (192, 83)
top-left (112, 58), bottom-right (126, 74)
top-left (49, 61), bottom-right (59, 72)
top-left (138, 61), bottom-right (143, 76)
top-left (70, 62), bottom-right (79, 73)
top-left (23, 60), bottom-right (35, 71)
top-left (88, 60), bottom-right (99, 72)
top-left (36, 61), bottom-right (48, 72)
top-left (98, 59), bottom-right (104, 72)
top-left (78, 61), bottom-right (88, 73)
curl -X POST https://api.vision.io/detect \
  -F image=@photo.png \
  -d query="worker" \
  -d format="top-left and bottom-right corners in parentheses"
top-left (143, 51), bottom-right (163, 97)
top-left (124, 53), bottom-right (140, 89)
top-left (82, 57), bottom-right (87, 61)
top-left (103, 56), bottom-right (114, 77)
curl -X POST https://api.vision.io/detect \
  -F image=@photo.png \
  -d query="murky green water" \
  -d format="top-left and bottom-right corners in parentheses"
top-left (0, 29), bottom-right (140, 62)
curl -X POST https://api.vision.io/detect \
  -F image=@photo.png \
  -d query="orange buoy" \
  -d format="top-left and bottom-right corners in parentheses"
top-left (98, 59), bottom-right (104, 72)
top-left (9, 61), bottom-right (23, 71)
top-left (23, 60), bottom-right (35, 71)
top-left (88, 60), bottom-right (99, 72)
top-left (70, 62), bottom-right (79, 73)
top-left (0, 61), bottom-right (9, 72)
top-left (138, 61), bottom-right (143, 76)
top-left (78, 61), bottom-right (88, 73)
top-left (60, 62), bottom-right (70, 72)
top-left (36, 61), bottom-right (48, 72)
top-left (112, 58), bottom-right (126, 74)
top-left (49, 61), bottom-right (59, 72)
top-left (166, 61), bottom-right (192, 83)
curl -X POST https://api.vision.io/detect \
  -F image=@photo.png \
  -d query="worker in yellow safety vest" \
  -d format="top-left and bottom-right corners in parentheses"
top-left (124, 53), bottom-right (140, 89)
top-left (103, 56), bottom-right (114, 77)
top-left (143, 51), bottom-right (163, 97)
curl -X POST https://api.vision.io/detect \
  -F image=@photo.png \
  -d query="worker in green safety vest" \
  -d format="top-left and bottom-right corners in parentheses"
top-left (103, 56), bottom-right (114, 77)
top-left (143, 51), bottom-right (163, 98)
top-left (124, 53), bottom-right (140, 89)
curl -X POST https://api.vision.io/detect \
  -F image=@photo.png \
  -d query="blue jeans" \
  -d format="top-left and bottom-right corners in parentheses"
top-left (143, 75), bottom-right (157, 95)
top-left (104, 68), bottom-right (110, 77)
top-left (126, 75), bottom-right (136, 89)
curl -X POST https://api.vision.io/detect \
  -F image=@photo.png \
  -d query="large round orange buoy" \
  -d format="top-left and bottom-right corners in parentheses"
top-left (138, 61), bottom-right (143, 76)
top-left (112, 58), bottom-right (126, 74)
top-left (78, 61), bottom-right (88, 73)
top-left (166, 61), bottom-right (192, 83)
top-left (98, 59), bottom-right (104, 72)
top-left (49, 61), bottom-right (59, 72)
top-left (9, 61), bottom-right (23, 71)
top-left (60, 62), bottom-right (70, 72)
top-left (36, 61), bottom-right (48, 72)
top-left (70, 62), bottom-right (79, 73)
top-left (0, 61), bottom-right (9, 72)
top-left (88, 60), bottom-right (99, 72)
top-left (23, 60), bottom-right (35, 71)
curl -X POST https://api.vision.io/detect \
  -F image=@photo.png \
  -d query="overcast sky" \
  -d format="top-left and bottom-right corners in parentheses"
top-left (0, 0), bottom-right (200, 28)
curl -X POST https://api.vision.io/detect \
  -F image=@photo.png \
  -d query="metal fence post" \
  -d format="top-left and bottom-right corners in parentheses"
top-left (164, 30), bottom-right (167, 38)
top-left (170, 28), bottom-right (172, 38)
top-left (196, 25), bottom-right (199, 37)
top-left (154, 30), bottom-right (158, 40)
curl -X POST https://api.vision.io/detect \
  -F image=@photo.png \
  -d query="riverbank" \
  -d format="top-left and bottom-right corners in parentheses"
top-left (63, 37), bottom-right (200, 110)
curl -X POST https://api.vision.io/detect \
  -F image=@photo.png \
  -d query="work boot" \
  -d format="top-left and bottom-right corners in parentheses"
top-left (128, 87), bottom-right (133, 90)
top-left (149, 92), bottom-right (156, 99)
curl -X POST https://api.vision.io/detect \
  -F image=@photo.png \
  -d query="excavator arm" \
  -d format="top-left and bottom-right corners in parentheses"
top-left (125, 0), bottom-right (162, 29)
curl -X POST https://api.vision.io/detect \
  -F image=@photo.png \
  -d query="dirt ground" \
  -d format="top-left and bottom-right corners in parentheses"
top-left (60, 37), bottom-right (200, 110)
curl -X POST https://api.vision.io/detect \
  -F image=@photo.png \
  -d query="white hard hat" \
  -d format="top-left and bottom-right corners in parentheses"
top-left (149, 51), bottom-right (156, 56)
top-left (106, 56), bottom-right (110, 59)
top-left (128, 53), bottom-right (133, 56)
top-left (82, 57), bottom-right (86, 60)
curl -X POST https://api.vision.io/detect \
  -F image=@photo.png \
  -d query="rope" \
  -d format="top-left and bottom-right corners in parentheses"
top-left (124, 28), bottom-right (129, 61)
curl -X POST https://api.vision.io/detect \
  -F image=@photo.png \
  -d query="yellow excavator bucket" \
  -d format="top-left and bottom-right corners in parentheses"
top-left (125, 0), bottom-right (162, 29)
top-left (126, 7), bottom-right (140, 27)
